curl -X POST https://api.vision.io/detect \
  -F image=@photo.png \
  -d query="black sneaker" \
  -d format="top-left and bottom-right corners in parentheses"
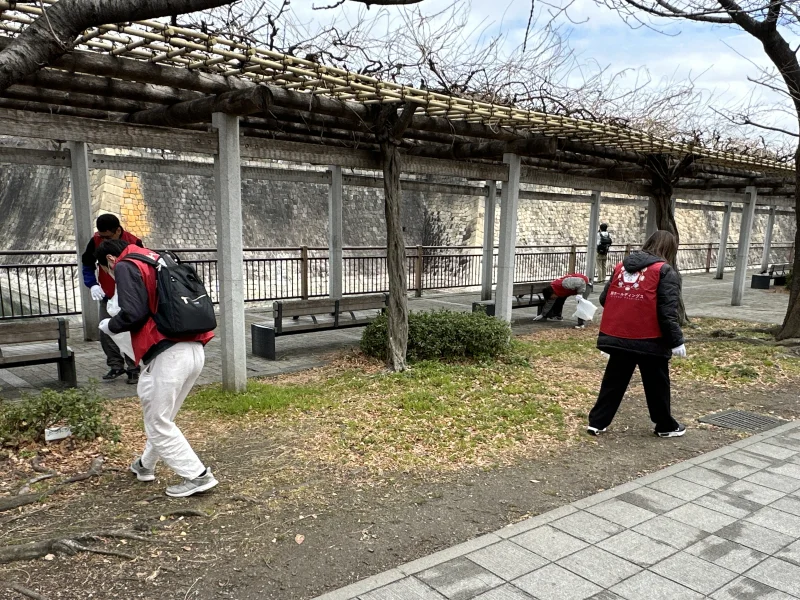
top-left (586, 426), bottom-right (608, 436)
top-left (656, 424), bottom-right (686, 438)
top-left (126, 368), bottom-right (140, 385)
top-left (102, 368), bottom-right (126, 381)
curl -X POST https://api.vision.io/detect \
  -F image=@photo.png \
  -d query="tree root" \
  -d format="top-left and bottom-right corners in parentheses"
top-left (0, 530), bottom-right (148, 564)
top-left (0, 458), bottom-right (105, 514)
top-left (4, 582), bottom-right (50, 600)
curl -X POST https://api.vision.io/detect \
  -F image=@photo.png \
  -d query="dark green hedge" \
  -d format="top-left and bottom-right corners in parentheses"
top-left (361, 309), bottom-right (511, 362)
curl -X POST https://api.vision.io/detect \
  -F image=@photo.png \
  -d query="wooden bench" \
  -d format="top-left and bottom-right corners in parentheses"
top-left (472, 282), bottom-right (552, 316)
top-left (751, 263), bottom-right (790, 289)
top-left (0, 318), bottom-right (76, 387)
top-left (251, 293), bottom-right (389, 360)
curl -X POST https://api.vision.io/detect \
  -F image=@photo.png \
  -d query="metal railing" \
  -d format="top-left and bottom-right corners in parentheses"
top-left (1, 242), bottom-right (794, 320)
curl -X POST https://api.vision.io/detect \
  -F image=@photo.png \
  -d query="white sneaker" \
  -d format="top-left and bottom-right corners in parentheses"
top-left (165, 469), bottom-right (218, 497)
top-left (130, 457), bottom-right (155, 482)
top-left (586, 426), bottom-right (607, 436)
top-left (656, 424), bottom-right (687, 438)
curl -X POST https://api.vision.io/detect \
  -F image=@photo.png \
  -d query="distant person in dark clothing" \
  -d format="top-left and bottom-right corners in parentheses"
top-left (534, 273), bottom-right (590, 328)
top-left (81, 214), bottom-right (143, 383)
top-left (587, 230), bottom-right (687, 438)
top-left (596, 223), bottom-right (613, 283)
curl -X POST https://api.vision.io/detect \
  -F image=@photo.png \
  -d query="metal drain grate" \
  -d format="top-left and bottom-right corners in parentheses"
top-left (698, 410), bottom-right (785, 433)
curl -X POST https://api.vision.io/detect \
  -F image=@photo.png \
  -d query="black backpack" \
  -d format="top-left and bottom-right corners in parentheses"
top-left (123, 251), bottom-right (217, 337)
top-left (597, 232), bottom-right (612, 255)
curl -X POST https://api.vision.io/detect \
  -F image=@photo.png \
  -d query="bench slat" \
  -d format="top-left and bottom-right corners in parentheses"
top-left (0, 328), bottom-right (66, 344)
top-left (0, 350), bottom-right (65, 365)
top-left (275, 299), bottom-right (337, 317)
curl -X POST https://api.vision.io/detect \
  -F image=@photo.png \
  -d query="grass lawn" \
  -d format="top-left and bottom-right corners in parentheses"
top-left (180, 318), bottom-right (800, 476)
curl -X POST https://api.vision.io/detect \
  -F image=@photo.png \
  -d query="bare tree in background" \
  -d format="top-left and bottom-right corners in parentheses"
top-left (589, 0), bottom-right (800, 339)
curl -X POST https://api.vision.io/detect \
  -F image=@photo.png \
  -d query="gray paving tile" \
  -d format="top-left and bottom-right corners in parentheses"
top-left (550, 511), bottom-right (624, 544)
top-left (694, 490), bottom-right (765, 519)
top-left (674, 466), bottom-right (737, 491)
top-left (557, 547), bottom-right (640, 589)
top-left (745, 441), bottom-right (798, 461)
top-left (775, 540), bottom-right (800, 567)
top-left (647, 476), bottom-right (712, 501)
top-left (617, 487), bottom-right (685, 514)
top-left (702, 457), bottom-right (763, 479)
top-left (597, 530), bottom-right (676, 567)
top-left (685, 535), bottom-right (768, 574)
top-left (721, 479), bottom-right (787, 505)
top-left (632, 515), bottom-right (708, 550)
top-left (586, 594), bottom-right (625, 600)
top-left (513, 564), bottom-right (601, 600)
top-left (746, 505), bottom-right (800, 537)
top-left (467, 542), bottom-right (549, 581)
top-left (585, 499), bottom-right (657, 528)
top-left (611, 570), bottom-right (702, 600)
top-left (511, 526), bottom-right (588, 562)
top-left (715, 520), bottom-right (795, 554)
top-left (769, 462), bottom-right (800, 481)
top-left (710, 577), bottom-right (796, 600)
top-left (772, 435), bottom-right (800, 451)
top-left (744, 470), bottom-right (800, 494)
top-left (663, 503), bottom-right (737, 533)
top-left (417, 558), bottom-right (504, 600)
top-left (472, 585), bottom-right (535, 600)
top-left (359, 577), bottom-right (446, 600)
top-left (724, 450), bottom-right (776, 469)
top-left (770, 494), bottom-right (800, 518)
top-left (649, 551), bottom-right (737, 595)
top-left (747, 557), bottom-right (800, 596)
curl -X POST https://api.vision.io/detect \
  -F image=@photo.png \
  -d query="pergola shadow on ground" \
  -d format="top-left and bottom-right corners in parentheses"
top-left (0, 273), bottom-right (789, 400)
top-left (0, 3), bottom-right (796, 390)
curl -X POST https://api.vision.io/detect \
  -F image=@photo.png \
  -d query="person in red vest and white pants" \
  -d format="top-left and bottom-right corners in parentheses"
top-left (587, 230), bottom-right (687, 438)
top-left (534, 273), bottom-right (590, 328)
top-left (95, 239), bottom-right (218, 497)
top-left (81, 214), bottom-right (143, 384)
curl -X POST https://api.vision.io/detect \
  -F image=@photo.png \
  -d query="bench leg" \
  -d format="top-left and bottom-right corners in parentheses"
top-left (251, 324), bottom-right (277, 360)
top-left (58, 356), bottom-right (77, 388)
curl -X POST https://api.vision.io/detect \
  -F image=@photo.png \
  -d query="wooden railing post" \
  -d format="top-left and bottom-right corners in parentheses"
top-left (415, 245), bottom-right (424, 297)
top-left (300, 245), bottom-right (309, 299)
top-left (624, 244), bottom-right (632, 258)
top-left (705, 242), bottom-right (713, 273)
top-left (568, 244), bottom-right (577, 273)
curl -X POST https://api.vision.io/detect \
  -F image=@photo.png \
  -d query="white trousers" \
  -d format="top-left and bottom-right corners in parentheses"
top-left (137, 342), bottom-right (205, 479)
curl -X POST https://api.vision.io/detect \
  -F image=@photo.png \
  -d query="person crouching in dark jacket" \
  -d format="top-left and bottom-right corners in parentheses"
top-left (587, 230), bottom-right (687, 438)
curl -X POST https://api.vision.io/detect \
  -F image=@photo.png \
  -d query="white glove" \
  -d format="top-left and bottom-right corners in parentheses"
top-left (90, 285), bottom-right (105, 301)
top-left (99, 318), bottom-right (112, 336)
top-left (672, 344), bottom-right (687, 358)
top-left (575, 295), bottom-right (583, 301)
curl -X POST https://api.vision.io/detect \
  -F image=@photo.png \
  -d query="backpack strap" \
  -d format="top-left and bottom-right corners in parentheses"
top-left (121, 253), bottom-right (160, 268)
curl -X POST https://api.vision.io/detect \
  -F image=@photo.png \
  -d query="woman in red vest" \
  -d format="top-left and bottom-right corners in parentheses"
top-left (587, 230), bottom-right (687, 438)
top-left (534, 273), bottom-right (590, 327)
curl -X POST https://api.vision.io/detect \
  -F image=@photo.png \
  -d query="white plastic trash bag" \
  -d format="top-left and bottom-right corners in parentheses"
top-left (573, 296), bottom-right (598, 322)
top-left (106, 293), bottom-right (137, 364)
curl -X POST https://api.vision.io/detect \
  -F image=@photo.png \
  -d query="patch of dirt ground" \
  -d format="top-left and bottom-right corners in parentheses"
top-left (1, 373), bottom-right (798, 600)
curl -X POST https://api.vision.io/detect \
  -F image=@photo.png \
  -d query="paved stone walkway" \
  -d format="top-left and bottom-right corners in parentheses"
top-left (0, 271), bottom-right (789, 399)
top-left (314, 421), bottom-right (800, 600)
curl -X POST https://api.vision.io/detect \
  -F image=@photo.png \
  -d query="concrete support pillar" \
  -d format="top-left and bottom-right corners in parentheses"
top-left (213, 112), bottom-right (246, 392)
top-left (495, 155), bottom-right (521, 323)
top-left (68, 141), bottom-right (99, 341)
top-left (761, 206), bottom-right (776, 273)
top-left (328, 165), bottom-right (343, 299)
top-left (586, 190), bottom-right (601, 283)
top-left (481, 181), bottom-right (497, 301)
top-left (646, 197), bottom-right (658, 239)
top-left (715, 202), bottom-right (732, 280)
top-left (732, 186), bottom-right (758, 307)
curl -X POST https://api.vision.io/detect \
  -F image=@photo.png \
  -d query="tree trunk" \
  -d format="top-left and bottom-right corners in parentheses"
top-left (778, 144), bottom-right (800, 340)
top-left (381, 141), bottom-right (409, 371)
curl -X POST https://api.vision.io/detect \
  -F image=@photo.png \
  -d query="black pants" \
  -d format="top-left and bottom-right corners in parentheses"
top-left (589, 351), bottom-right (679, 432)
top-left (99, 300), bottom-right (136, 371)
top-left (541, 288), bottom-right (584, 325)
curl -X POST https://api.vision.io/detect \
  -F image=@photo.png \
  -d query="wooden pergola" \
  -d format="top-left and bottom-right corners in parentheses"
top-left (0, 1), bottom-right (796, 386)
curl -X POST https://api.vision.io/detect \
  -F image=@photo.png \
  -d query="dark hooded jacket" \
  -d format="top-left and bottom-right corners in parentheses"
top-left (597, 251), bottom-right (684, 358)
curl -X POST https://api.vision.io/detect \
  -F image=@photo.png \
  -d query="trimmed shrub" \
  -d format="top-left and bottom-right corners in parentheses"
top-left (361, 309), bottom-right (511, 362)
top-left (0, 385), bottom-right (120, 447)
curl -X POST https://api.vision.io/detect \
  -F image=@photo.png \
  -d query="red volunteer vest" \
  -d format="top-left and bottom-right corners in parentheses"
top-left (94, 230), bottom-right (142, 298)
top-left (118, 245), bottom-right (214, 364)
top-left (600, 261), bottom-right (665, 340)
top-left (551, 274), bottom-right (589, 298)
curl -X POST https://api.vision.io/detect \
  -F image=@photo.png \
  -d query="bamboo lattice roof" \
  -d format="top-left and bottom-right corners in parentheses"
top-left (0, 0), bottom-right (795, 181)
